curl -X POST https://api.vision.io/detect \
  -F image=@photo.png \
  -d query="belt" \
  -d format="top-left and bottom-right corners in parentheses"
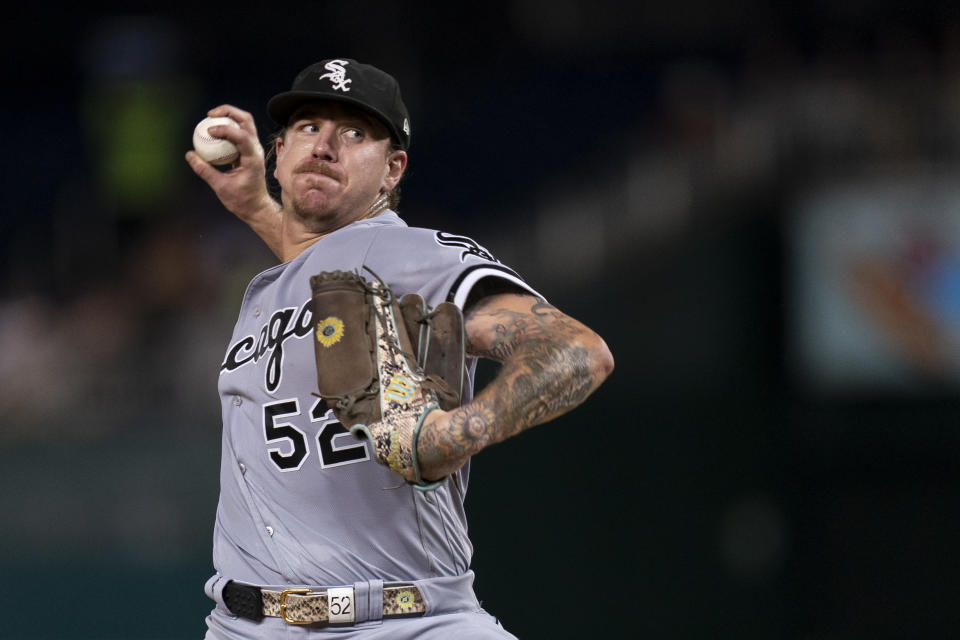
top-left (223, 580), bottom-right (426, 625)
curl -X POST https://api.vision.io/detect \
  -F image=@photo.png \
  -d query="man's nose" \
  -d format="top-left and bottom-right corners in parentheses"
top-left (312, 127), bottom-right (338, 160)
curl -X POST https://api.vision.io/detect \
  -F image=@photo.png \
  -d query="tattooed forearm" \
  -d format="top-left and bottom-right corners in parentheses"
top-left (415, 293), bottom-right (613, 477)
top-left (502, 340), bottom-right (594, 429)
top-left (465, 298), bottom-right (566, 362)
top-left (467, 310), bottom-right (531, 362)
top-left (448, 403), bottom-right (497, 448)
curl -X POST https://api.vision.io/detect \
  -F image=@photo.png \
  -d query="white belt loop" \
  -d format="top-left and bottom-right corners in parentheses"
top-left (352, 580), bottom-right (371, 623)
top-left (368, 579), bottom-right (384, 621)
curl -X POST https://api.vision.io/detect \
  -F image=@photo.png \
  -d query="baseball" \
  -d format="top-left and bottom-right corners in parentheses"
top-left (193, 116), bottom-right (240, 165)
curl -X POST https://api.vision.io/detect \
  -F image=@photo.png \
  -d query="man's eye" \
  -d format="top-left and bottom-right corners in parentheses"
top-left (298, 123), bottom-right (319, 132)
top-left (344, 128), bottom-right (363, 138)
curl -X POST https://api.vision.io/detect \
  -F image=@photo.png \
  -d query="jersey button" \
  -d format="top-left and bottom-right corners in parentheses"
top-left (239, 462), bottom-right (247, 474)
top-left (233, 396), bottom-right (242, 406)
top-left (265, 526), bottom-right (274, 537)
top-left (253, 306), bottom-right (261, 317)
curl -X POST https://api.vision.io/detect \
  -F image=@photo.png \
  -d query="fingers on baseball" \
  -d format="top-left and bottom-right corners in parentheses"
top-left (208, 104), bottom-right (259, 136)
top-left (207, 125), bottom-right (262, 161)
top-left (201, 106), bottom-right (264, 162)
top-left (206, 123), bottom-right (243, 146)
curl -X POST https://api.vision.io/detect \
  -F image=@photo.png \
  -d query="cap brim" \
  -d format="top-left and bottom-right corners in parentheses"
top-left (267, 91), bottom-right (407, 149)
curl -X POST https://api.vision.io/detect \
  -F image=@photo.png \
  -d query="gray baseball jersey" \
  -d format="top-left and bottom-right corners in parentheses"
top-left (203, 211), bottom-right (533, 638)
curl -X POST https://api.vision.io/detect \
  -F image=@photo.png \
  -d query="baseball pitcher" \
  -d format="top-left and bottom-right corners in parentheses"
top-left (186, 58), bottom-right (614, 639)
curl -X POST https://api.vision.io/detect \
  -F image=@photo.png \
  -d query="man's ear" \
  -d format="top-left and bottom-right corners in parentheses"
top-left (382, 150), bottom-right (407, 190)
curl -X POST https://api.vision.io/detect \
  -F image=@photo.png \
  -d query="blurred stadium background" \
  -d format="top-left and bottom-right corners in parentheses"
top-left (3, 2), bottom-right (960, 638)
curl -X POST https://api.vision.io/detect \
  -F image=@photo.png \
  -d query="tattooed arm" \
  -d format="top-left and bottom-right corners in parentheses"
top-left (414, 291), bottom-right (614, 481)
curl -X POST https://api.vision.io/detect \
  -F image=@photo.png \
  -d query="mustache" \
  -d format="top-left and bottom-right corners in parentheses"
top-left (295, 161), bottom-right (344, 182)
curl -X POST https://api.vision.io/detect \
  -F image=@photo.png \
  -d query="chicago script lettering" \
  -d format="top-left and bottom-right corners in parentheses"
top-left (220, 299), bottom-right (314, 392)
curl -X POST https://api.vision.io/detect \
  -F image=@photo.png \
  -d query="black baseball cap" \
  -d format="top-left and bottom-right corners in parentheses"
top-left (267, 58), bottom-right (411, 150)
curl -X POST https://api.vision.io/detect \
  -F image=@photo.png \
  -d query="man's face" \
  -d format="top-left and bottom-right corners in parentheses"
top-left (274, 102), bottom-right (406, 232)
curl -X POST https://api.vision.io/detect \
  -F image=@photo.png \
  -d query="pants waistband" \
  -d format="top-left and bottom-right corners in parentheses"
top-left (223, 580), bottom-right (424, 625)
top-left (206, 571), bottom-right (481, 626)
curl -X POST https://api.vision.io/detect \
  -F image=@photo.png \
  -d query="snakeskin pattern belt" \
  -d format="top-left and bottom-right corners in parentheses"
top-left (223, 580), bottom-right (426, 625)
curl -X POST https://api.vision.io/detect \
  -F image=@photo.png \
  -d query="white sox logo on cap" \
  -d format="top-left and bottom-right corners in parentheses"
top-left (267, 58), bottom-right (411, 148)
top-left (318, 59), bottom-right (352, 92)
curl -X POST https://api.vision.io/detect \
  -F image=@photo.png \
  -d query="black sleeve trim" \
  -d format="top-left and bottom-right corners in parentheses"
top-left (446, 264), bottom-right (542, 308)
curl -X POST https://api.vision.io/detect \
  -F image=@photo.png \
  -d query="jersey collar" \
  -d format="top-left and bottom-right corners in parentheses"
top-left (351, 209), bottom-right (406, 229)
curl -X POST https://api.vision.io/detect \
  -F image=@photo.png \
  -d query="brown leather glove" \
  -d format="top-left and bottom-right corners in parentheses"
top-left (309, 268), bottom-right (464, 487)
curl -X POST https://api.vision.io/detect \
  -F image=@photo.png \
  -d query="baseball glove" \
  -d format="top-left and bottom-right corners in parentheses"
top-left (309, 268), bottom-right (464, 488)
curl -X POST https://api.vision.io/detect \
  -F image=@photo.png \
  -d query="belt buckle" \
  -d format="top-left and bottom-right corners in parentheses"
top-left (279, 588), bottom-right (312, 625)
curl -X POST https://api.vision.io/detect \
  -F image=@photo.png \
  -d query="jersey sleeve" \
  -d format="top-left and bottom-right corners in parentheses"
top-left (362, 227), bottom-right (542, 309)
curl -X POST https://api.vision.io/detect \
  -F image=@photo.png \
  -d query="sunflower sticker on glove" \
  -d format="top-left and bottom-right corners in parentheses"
top-left (316, 317), bottom-right (345, 347)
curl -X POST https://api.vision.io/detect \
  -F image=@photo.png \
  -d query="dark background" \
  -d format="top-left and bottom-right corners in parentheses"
top-left (3, 2), bottom-right (960, 638)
